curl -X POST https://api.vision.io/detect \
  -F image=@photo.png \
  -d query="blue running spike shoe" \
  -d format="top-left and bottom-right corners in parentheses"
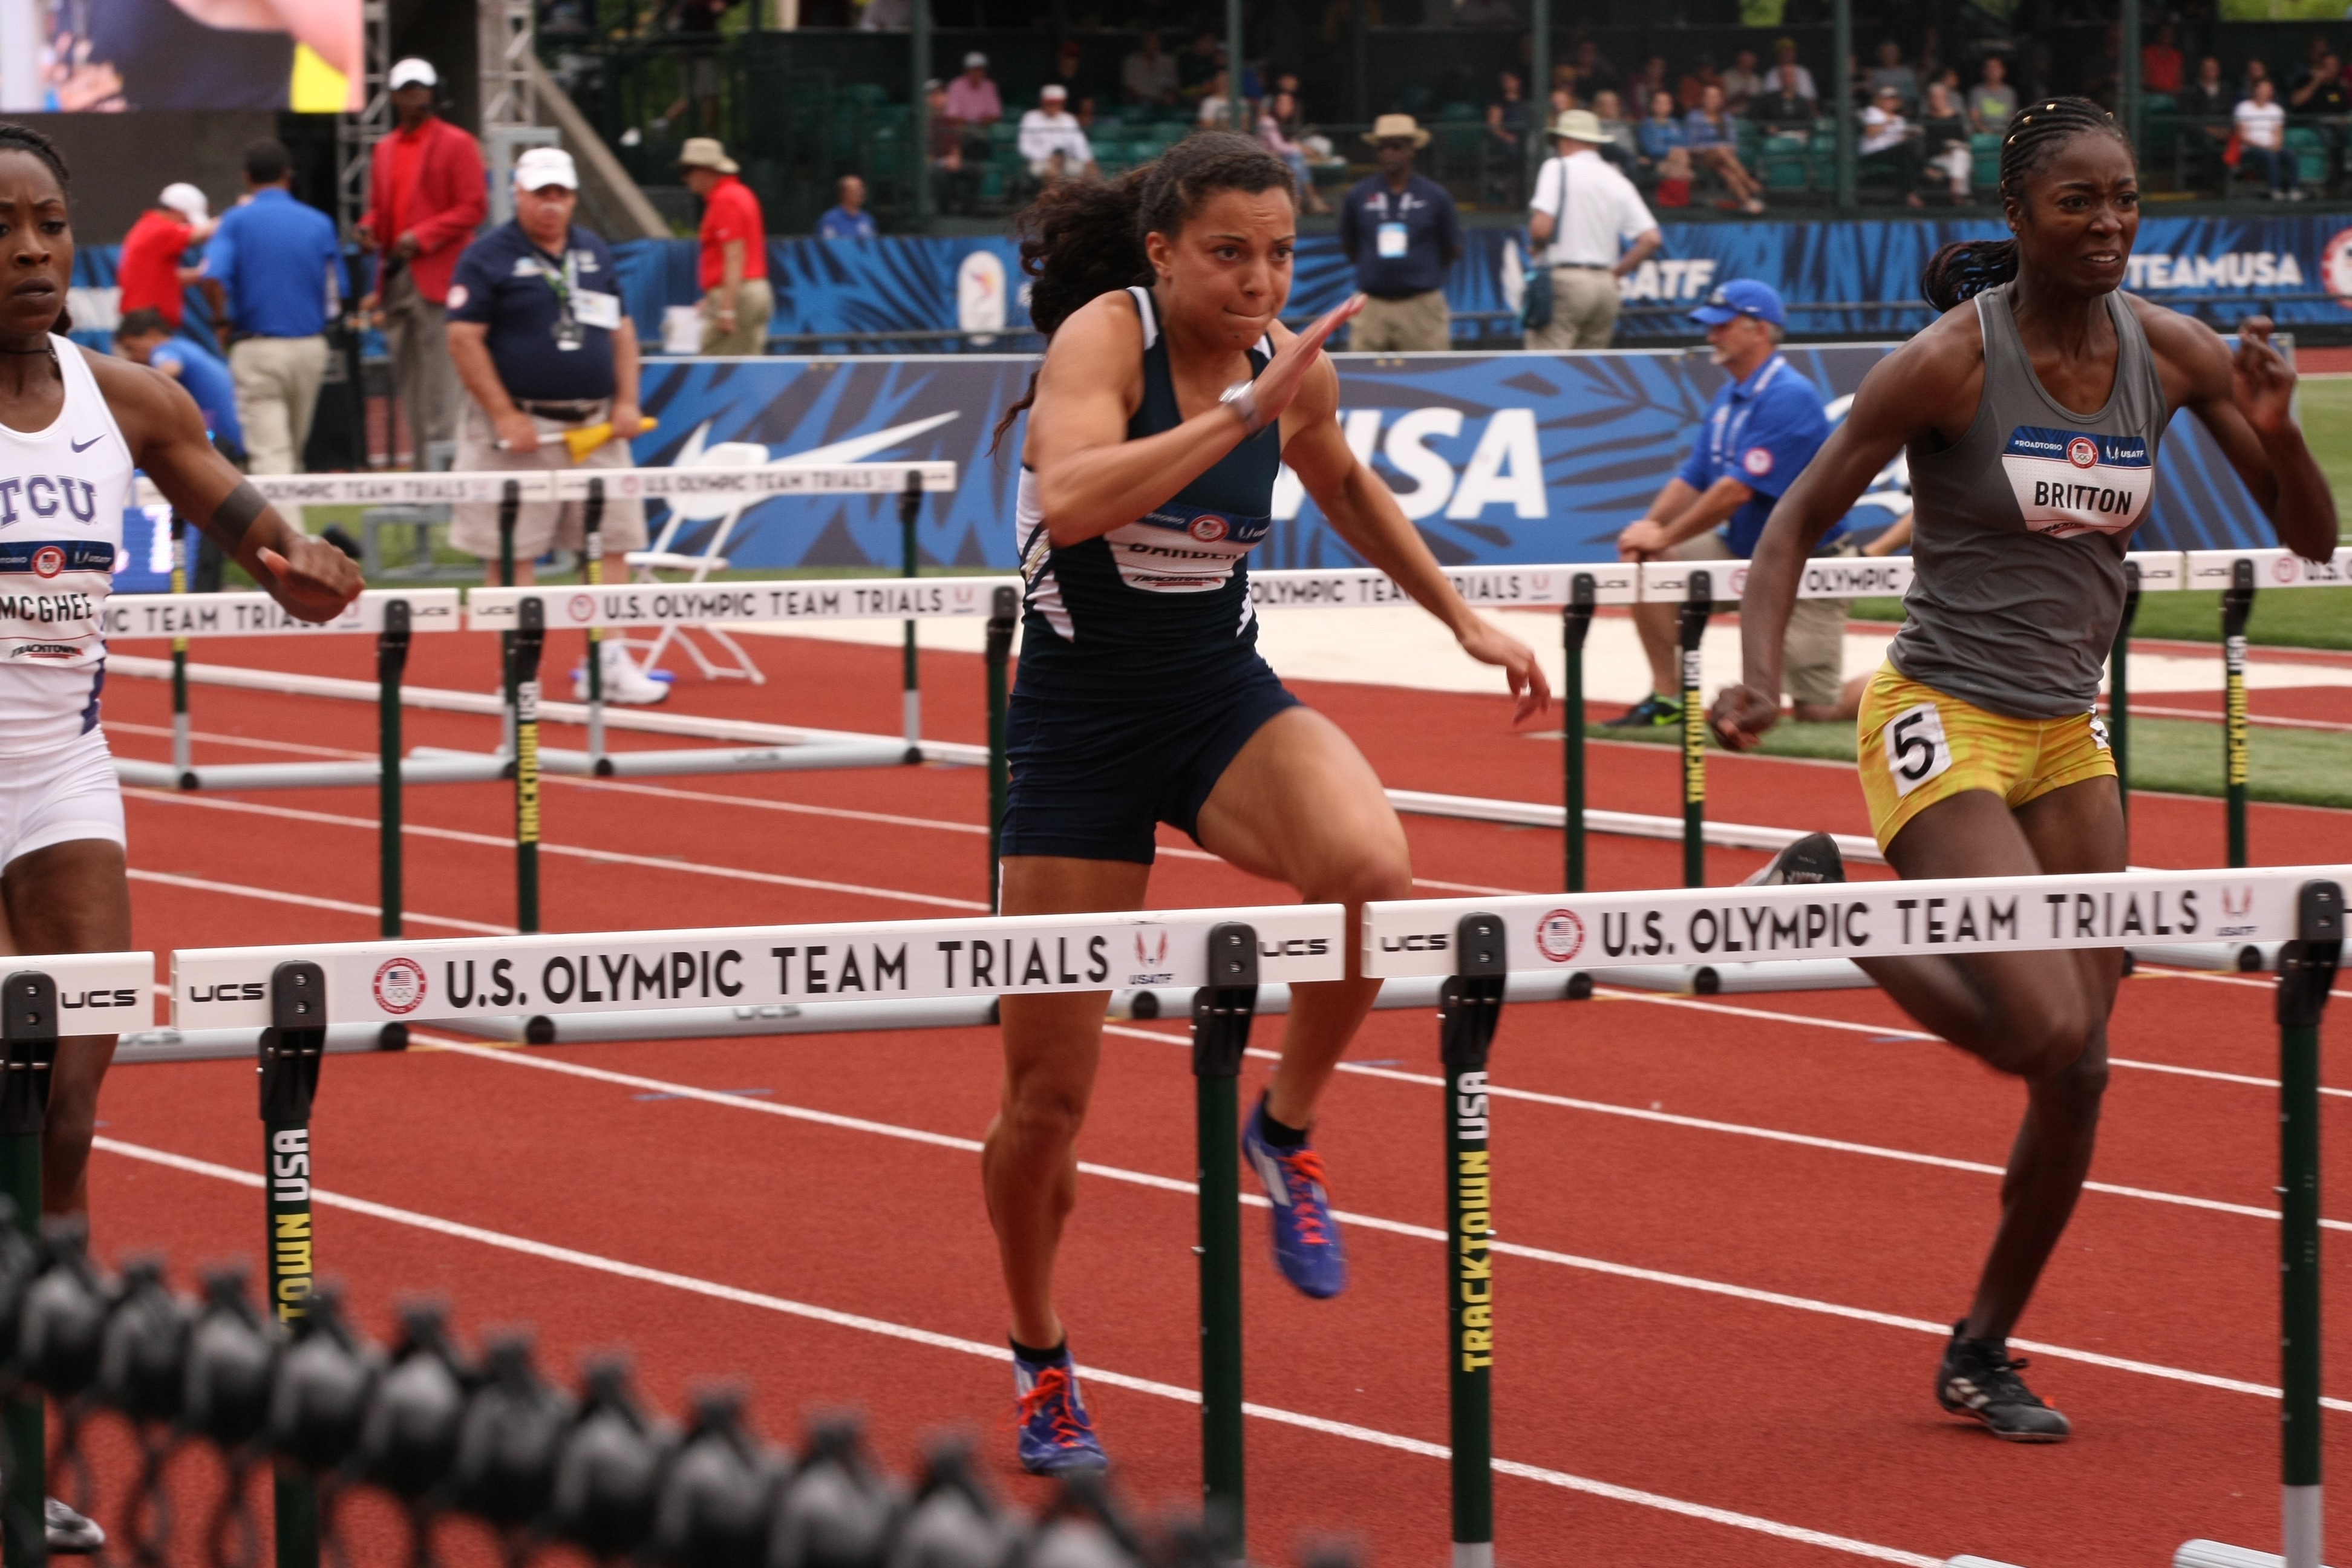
top-left (1013, 1344), bottom-right (1107, 1474)
top-left (1243, 1099), bottom-right (1349, 1299)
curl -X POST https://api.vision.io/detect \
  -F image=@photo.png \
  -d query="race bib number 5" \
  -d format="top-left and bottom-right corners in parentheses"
top-left (1884, 701), bottom-right (1954, 798)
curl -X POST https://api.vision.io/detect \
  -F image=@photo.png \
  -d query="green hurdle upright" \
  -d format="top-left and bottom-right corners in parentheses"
top-left (0, 972), bottom-right (53, 1568)
top-left (260, 961), bottom-right (325, 1568)
top-left (169, 515), bottom-right (192, 787)
top-left (1677, 572), bottom-right (1715, 888)
top-left (1561, 574), bottom-right (1595, 893)
top-left (900, 471), bottom-right (924, 757)
top-left (1440, 914), bottom-right (1508, 1568)
top-left (377, 600), bottom-right (411, 939)
top-left (510, 598), bottom-right (547, 935)
top-left (1192, 924), bottom-right (1259, 1564)
top-left (985, 586), bottom-right (1018, 912)
top-left (2277, 882), bottom-right (2339, 1568)
top-left (2222, 559), bottom-right (2254, 869)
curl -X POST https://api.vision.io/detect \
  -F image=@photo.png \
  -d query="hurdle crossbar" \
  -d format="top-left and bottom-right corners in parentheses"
top-left (140, 462), bottom-right (958, 513)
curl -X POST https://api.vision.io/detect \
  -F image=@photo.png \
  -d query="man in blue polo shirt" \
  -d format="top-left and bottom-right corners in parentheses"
top-left (201, 138), bottom-right (344, 480)
top-left (114, 308), bottom-right (248, 589)
top-left (1610, 278), bottom-right (1855, 726)
top-left (1336, 114), bottom-right (1461, 352)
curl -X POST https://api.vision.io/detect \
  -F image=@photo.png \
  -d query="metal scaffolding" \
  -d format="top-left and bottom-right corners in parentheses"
top-left (335, 0), bottom-right (395, 237)
top-left (480, 0), bottom-right (540, 128)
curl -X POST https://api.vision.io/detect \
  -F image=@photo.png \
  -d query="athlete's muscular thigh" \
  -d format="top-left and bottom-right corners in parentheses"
top-left (1194, 708), bottom-right (1409, 898)
top-left (2013, 774), bottom-right (2130, 1021)
top-left (0, 840), bottom-right (131, 956)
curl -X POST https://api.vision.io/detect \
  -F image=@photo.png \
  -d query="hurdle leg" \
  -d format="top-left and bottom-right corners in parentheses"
top-left (2223, 560), bottom-right (2254, 869)
top-left (0, 972), bottom-right (54, 1568)
top-left (1192, 924), bottom-right (1259, 1564)
top-left (1563, 577), bottom-right (1594, 893)
top-left (511, 598), bottom-right (546, 935)
top-left (585, 478), bottom-right (608, 772)
top-left (985, 586), bottom-right (1016, 913)
top-left (260, 960), bottom-right (326, 1568)
top-left (2109, 560), bottom-right (2140, 826)
top-left (377, 604), bottom-right (411, 939)
top-left (1677, 572), bottom-right (1714, 889)
top-left (170, 515), bottom-right (192, 788)
top-left (1441, 915), bottom-right (1508, 1568)
top-left (498, 481), bottom-right (521, 765)
top-left (2278, 883), bottom-right (2341, 1568)
top-left (901, 470), bottom-right (923, 756)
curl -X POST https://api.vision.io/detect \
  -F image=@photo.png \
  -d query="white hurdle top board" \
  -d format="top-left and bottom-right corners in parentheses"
top-left (1250, 565), bottom-right (1642, 609)
top-left (2184, 547), bottom-right (2352, 590)
top-left (104, 587), bottom-right (463, 639)
top-left (466, 577), bottom-right (1022, 632)
top-left (0, 953), bottom-right (155, 1028)
top-left (1361, 864), bottom-right (2342, 979)
top-left (1636, 550), bottom-right (2186, 605)
top-left (172, 904), bottom-right (1345, 1030)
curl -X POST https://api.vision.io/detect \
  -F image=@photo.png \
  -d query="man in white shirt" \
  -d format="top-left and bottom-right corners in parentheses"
top-left (1760, 38), bottom-right (1817, 113)
top-left (1524, 109), bottom-right (1662, 350)
top-left (1860, 84), bottom-right (1925, 207)
top-left (1019, 85), bottom-right (1097, 183)
top-left (2236, 78), bottom-right (2300, 198)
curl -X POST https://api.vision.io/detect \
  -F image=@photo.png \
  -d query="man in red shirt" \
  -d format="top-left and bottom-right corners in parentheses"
top-left (679, 137), bottom-right (771, 355)
top-left (357, 57), bottom-right (487, 463)
top-left (116, 183), bottom-right (214, 328)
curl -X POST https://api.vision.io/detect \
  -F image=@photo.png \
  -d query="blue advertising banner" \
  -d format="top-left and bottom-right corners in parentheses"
top-left (630, 347), bottom-right (2270, 571)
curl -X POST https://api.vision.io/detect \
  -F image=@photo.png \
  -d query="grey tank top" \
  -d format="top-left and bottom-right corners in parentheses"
top-left (1888, 283), bottom-right (2168, 719)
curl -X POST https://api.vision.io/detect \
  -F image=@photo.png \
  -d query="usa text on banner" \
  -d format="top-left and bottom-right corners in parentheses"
top-left (1360, 866), bottom-right (2341, 979)
top-left (466, 578), bottom-right (1020, 631)
top-left (172, 904), bottom-right (1345, 1030)
top-left (103, 588), bottom-right (462, 640)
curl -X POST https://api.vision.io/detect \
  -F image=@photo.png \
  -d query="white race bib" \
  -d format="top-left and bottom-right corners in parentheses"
top-left (1999, 425), bottom-right (2152, 540)
top-left (573, 290), bottom-right (622, 330)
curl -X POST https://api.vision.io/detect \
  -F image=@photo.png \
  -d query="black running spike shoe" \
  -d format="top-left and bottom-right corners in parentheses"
top-left (1739, 831), bottom-right (1846, 887)
top-left (1936, 1321), bottom-right (2072, 1442)
top-left (1601, 693), bottom-right (1684, 728)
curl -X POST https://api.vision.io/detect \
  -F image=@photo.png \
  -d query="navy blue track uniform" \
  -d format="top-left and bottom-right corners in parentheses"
top-left (1002, 286), bottom-right (1300, 864)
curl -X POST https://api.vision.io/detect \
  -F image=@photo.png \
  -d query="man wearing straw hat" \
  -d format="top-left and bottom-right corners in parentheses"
top-left (678, 136), bottom-right (773, 356)
top-left (1526, 108), bottom-right (1662, 350)
top-left (1336, 113), bottom-right (1462, 353)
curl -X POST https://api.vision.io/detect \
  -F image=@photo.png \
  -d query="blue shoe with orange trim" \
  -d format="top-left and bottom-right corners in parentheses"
top-left (1013, 1342), bottom-right (1107, 1474)
top-left (1242, 1098), bottom-right (1349, 1299)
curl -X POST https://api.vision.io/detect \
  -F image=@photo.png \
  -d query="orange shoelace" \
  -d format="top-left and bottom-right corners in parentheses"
top-left (1278, 1149), bottom-right (1333, 1246)
top-left (1018, 1365), bottom-right (1091, 1448)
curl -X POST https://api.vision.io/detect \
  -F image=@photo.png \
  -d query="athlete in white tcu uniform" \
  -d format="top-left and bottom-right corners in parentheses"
top-left (0, 123), bottom-right (359, 1552)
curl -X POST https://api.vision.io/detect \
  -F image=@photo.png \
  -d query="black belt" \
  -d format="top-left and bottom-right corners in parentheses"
top-left (1550, 262), bottom-right (1612, 271)
top-left (1366, 289), bottom-right (1440, 302)
top-left (517, 399), bottom-right (604, 422)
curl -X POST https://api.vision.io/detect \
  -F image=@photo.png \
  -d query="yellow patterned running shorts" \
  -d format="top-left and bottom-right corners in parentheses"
top-left (1856, 662), bottom-right (2116, 851)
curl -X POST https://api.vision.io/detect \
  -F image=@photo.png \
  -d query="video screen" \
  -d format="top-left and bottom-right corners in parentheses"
top-left (35, 0), bottom-right (361, 111)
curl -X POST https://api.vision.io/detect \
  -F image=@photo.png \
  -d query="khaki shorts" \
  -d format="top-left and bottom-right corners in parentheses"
top-left (1349, 290), bottom-right (1452, 353)
top-left (450, 398), bottom-right (650, 562)
top-left (1670, 531), bottom-right (1849, 710)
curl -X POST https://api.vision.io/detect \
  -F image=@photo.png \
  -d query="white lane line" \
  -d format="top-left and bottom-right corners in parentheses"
top-left (420, 1038), bottom-right (2342, 1413)
top-left (126, 869), bottom-right (513, 935)
top-left (123, 789), bottom-right (988, 913)
top-left (93, 1132), bottom-right (1944, 1568)
top-left (107, 721), bottom-right (368, 760)
top-left (1098, 1024), bottom-right (2343, 1232)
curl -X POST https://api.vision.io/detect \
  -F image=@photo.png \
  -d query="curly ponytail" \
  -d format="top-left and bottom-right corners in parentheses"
top-left (0, 125), bottom-right (72, 335)
top-left (1919, 96), bottom-right (2130, 312)
top-left (992, 131), bottom-right (1297, 451)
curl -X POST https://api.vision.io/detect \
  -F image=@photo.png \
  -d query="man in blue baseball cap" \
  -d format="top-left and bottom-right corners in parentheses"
top-left (1607, 278), bottom-right (1858, 727)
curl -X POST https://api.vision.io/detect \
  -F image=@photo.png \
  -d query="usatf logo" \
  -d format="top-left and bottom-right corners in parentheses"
top-left (2275, 556), bottom-right (2304, 586)
top-left (1534, 909), bottom-right (1586, 963)
top-left (2223, 886), bottom-right (2255, 918)
top-left (2066, 437), bottom-right (2099, 469)
top-left (1190, 514), bottom-right (1229, 543)
top-left (372, 957), bottom-right (428, 1014)
top-left (568, 593), bottom-right (596, 622)
top-left (30, 546), bottom-right (62, 578)
top-left (1134, 930), bottom-right (1168, 968)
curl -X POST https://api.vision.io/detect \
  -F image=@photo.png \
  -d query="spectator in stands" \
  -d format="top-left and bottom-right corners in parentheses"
top-left (446, 147), bottom-right (662, 703)
top-left (1018, 84), bottom-right (1097, 185)
top-left (857, 0), bottom-right (907, 29)
top-left (946, 51), bottom-right (1002, 166)
top-left (356, 57), bottom-right (485, 470)
top-left (1630, 56), bottom-right (1669, 111)
top-left (1685, 82), bottom-right (1765, 212)
top-left (2184, 54), bottom-right (2232, 120)
top-left (1260, 93), bottom-right (1330, 212)
top-left (2143, 22), bottom-right (2184, 94)
top-left (1762, 38), bottom-right (1817, 116)
top-left (1590, 87), bottom-right (1641, 174)
top-left (1920, 80), bottom-right (1973, 203)
top-left (2291, 51), bottom-right (2350, 195)
top-left (1338, 114), bottom-right (1459, 352)
top-left (116, 183), bottom-right (214, 331)
top-left (1197, 69), bottom-right (1236, 128)
top-left (113, 307), bottom-right (243, 590)
top-left (1638, 88), bottom-right (1694, 207)
top-left (1866, 39), bottom-right (1919, 114)
top-left (1122, 30), bottom-right (1179, 106)
top-left (1967, 55), bottom-right (2017, 132)
top-left (1721, 48), bottom-right (1763, 114)
top-left (1045, 39), bottom-right (1096, 126)
top-left (817, 174), bottom-right (877, 239)
top-left (924, 79), bottom-right (976, 214)
top-left (1677, 56), bottom-right (1722, 112)
top-left (1180, 31), bottom-right (1222, 100)
top-left (2237, 77), bottom-right (2301, 199)
top-left (1860, 83), bottom-right (1926, 207)
top-left (1526, 109), bottom-right (1661, 350)
top-left (1487, 69), bottom-right (1529, 160)
top-left (2241, 58), bottom-right (2273, 106)
top-left (203, 138), bottom-right (342, 482)
top-left (1565, 36), bottom-right (1616, 100)
top-left (678, 137), bottom-right (773, 352)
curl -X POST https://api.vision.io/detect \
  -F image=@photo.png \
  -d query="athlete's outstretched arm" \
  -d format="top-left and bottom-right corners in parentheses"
top-left (1282, 357), bottom-right (1550, 724)
top-left (2151, 311), bottom-right (2336, 562)
top-left (93, 358), bottom-right (362, 622)
top-left (1028, 294), bottom-right (1360, 547)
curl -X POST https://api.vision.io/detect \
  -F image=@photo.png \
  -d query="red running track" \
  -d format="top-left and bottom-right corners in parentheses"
top-left (65, 627), bottom-right (2352, 1566)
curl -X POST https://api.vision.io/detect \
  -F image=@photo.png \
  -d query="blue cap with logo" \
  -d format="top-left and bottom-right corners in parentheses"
top-left (1688, 278), bottom-right (1787, 326)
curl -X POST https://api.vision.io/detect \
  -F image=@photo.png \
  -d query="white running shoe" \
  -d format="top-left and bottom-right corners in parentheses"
top-left (575, 640), bottom-right (669, 705)
top-left (47, 1497), bottom-right (103, 1554)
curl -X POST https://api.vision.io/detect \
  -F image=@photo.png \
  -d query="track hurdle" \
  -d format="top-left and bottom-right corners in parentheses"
top-left (169, 902), bottom-right (1345, 1566)
top-left (1363, 865), bottom-right (2343, 1568)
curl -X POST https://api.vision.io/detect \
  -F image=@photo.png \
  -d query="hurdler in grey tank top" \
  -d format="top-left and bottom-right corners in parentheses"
top-left (1889, 283), bottom-right (2169, 720)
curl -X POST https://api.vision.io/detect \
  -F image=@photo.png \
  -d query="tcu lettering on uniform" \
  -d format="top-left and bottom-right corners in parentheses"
top-left (0, 475), bottom-right (100, 526)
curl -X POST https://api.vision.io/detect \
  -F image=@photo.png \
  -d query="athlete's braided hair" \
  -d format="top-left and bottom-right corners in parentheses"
top-left (990, 131), bottom-right (1298, 451)
top-left (1919, 96), bottom-right (2130, 312)
top-left (0, 123), bottom-right (73, 336)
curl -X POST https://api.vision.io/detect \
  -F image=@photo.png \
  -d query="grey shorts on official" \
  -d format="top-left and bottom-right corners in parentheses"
top-left (451, 399), bottom-right (652, 563)
top-left (1669, 531), bottom-right (1851, 711)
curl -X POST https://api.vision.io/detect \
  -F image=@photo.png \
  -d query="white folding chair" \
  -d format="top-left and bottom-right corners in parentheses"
top-left (619, 436), bottom-right (769, 685)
